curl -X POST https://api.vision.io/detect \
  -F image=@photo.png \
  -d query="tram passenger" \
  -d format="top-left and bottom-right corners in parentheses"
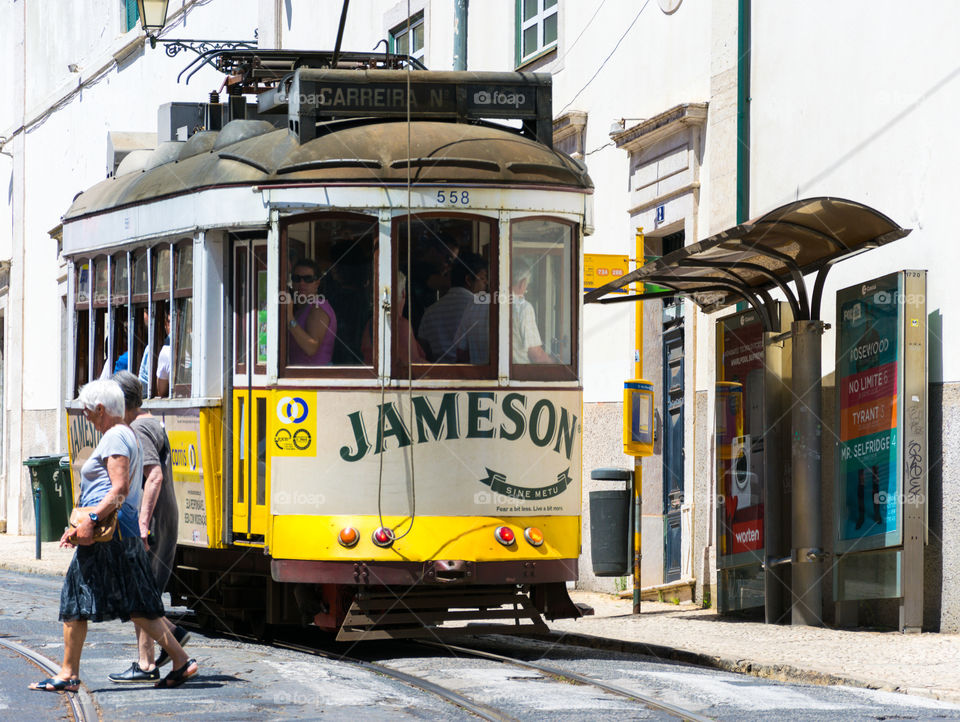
top-left (362, 271), bottom-right (426, 365)
top-left (137, 306), bottom-right (171, 397)
top-left (108, 372), bottom-right (190, 684)
top-left (285, 258), bottom-right (337, 365)
top-left (418, 253), bottom-right (488, 363)
top-left (407, 234), bottom-right (459, 333)
top-left (30, 379), bottom-right (197, 692)
top-left (511, 259), bottom-right (553, 364)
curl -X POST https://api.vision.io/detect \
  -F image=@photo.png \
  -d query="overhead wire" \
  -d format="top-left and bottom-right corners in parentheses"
top-left (558, 0), bottom-right (652, 115)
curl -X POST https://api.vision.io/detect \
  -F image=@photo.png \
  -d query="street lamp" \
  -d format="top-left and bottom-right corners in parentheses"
top-left (137, 0), bottom-right (170, 48)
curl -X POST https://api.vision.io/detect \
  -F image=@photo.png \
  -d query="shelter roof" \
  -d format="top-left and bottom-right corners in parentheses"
top-left (584, 197), bottom-right (910, 323)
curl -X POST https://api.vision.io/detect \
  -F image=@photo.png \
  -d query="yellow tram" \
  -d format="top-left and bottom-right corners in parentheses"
top-left (61, 54), bottom-right (592, 639)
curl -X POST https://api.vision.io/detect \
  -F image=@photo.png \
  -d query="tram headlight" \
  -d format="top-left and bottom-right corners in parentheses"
top-left (523, 527), bottom-right (544, 547)
top-left (338, 527), bottom-right (360, 548)
top-left (494, 526), bottom-right (515, 546)
top-left (372, 527), bottom-right (395, 548)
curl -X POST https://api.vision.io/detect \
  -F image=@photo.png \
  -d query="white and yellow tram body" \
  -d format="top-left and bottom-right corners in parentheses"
top-left (61, 69), bottom-right (592, 636)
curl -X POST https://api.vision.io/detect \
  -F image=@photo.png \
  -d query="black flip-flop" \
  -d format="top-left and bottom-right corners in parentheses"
top-left (155, 659), bottom-right (198, 689)
top-left (29, 677), bottom-right (81, 692)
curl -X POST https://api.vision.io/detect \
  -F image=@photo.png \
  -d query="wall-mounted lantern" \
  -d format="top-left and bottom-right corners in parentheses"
top-left (137, 0), bottom-right (170, 48)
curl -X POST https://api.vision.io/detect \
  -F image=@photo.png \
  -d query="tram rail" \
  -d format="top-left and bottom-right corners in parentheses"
top-left (0, 635), bottom-right (93, 722)
top-left (179, 615), bottom-right (710, 721)
top-left (417, 639), bottom-right (713, 722)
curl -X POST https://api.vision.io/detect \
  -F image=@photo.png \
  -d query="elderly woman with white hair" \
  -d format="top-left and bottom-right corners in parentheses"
top-left (29, 379), bottom-right (197, 693)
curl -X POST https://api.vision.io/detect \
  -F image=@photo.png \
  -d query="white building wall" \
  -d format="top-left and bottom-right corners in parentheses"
top-left (751, 1), bottom-right (960, 381)
top-left (0, 0), bottom-right (257, 532)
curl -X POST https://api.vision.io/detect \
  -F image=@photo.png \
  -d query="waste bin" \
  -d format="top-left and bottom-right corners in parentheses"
top-left (589, 468), bottom-right (633, 577)
top-left (24, 454), bottom-right (72, 542)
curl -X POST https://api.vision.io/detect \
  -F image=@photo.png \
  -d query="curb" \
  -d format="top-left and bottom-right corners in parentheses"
top-left (0, 560), bottom-right (68, 577)
top-left (539, 630), bottom-right (960, 705)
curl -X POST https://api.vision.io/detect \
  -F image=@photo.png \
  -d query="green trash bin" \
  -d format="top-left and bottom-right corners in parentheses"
top-left (24, 454), bottom-right (72, 542)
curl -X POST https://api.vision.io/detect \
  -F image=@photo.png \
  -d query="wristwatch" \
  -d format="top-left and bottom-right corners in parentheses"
top-left (88, 512), bottom-right (99, 523)
top-left (289, 319), bottom-right (298, 329)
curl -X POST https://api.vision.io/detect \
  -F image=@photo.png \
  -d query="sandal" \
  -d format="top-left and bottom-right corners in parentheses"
top-left (29, 677), bottom-right (81, 692)
top-left (155, 658), bottom-right (198, 689)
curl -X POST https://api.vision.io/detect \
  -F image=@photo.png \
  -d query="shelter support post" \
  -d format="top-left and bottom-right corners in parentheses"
top-left (791, 320), bottom-right (825, 626)
top-left (763, 331), bottom-right (786, 623)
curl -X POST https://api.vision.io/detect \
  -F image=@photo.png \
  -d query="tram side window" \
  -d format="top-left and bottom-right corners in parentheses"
top-left (152, 245), bottom-right (172, 397)
top-left (396, 215), bottom-right (495, 373)
top-left (131, 249), bottom-right (150, 395)
top-left (74, 262), bottom-right (90, 390)
top-left (281, 215), bottom-right (377, 372)
top-left (110, 252), bottom-right (130, 374)
top-left (173, 241), bottom-right (193, 397)
top-left (510, 219), bottom-right (575, 375)
top-left (91, 256), bottom-right (109, 379)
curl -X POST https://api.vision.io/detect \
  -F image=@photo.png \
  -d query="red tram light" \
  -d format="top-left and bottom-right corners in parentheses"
top-left (372, 527), bottom-right (395, 547)
top-left (523, 527), bottom-right (544, 547)
top-left (494, 526), bottom-right (515, 546)
top-left (338, 527), bottom-right (359, 548)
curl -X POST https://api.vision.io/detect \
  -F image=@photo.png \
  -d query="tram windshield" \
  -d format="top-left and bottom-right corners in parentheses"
top-left (510, 218), bottom-right (574, 373)
top-left (281, 215), bottom-right (378, 372)
top-left (396, 215), bottom-right (496, 375)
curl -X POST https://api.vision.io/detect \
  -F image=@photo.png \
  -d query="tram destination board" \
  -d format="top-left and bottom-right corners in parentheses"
top-left (285, 70), bottom-right (552, 140)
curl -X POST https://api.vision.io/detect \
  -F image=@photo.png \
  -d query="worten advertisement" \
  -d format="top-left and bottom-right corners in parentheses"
top-left (716, 310), bottom-right (766, 565)
top-left (271, 389), bottom-right (582, 517)
top-left (835, 271), bottom-right (926, 555)
top-left (67, 409), bottom-right (209, 548)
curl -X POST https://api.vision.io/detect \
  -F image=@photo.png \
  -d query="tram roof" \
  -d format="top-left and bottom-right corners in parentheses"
top-left (63, 118), bottom-right (592, 223)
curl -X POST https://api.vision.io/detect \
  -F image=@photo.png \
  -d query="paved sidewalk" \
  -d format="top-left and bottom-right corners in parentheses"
top-left (3, 533), bottom-right (959, 704)
top-left (556, 591), bottom-right (960, 704)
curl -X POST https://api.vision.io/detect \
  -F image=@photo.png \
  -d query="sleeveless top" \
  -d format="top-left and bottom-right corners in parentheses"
top-left (288, 298), bottom-right (337, 365)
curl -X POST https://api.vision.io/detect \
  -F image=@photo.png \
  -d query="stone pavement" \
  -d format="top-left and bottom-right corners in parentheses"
top-left (2, 533), bottom-right (958, 705)
top-left (552, 591), bottom-right (960, 704)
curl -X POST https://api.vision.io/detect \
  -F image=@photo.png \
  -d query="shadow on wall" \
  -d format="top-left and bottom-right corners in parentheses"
top-left (925, 309), bottom-right (944, 631)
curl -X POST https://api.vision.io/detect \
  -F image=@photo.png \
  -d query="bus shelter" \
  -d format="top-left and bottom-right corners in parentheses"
top-left (584, 197), bottom-right (910, 626)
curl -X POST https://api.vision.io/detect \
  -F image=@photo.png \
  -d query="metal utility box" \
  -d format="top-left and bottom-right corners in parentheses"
top-left (623, 379), bottom-right (654, 457)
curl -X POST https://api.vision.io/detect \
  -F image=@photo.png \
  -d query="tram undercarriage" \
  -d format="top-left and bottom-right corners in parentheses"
top-left (169, 547), bottom-right (583, 641)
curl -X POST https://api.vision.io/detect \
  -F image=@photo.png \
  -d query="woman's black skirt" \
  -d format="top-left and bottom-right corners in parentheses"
top-left (59, 533), bottom-right (165, 623)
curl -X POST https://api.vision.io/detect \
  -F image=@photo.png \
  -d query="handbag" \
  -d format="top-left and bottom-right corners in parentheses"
top-left (67, 506), bottom-right (118, 543)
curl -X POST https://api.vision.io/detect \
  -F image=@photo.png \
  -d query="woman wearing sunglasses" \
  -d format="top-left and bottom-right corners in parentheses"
top-left (285, 258), bottom-right (337, 366)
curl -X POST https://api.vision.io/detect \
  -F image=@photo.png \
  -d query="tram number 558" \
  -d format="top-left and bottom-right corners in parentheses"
top-left (436, 190), bottom-right (469, 205)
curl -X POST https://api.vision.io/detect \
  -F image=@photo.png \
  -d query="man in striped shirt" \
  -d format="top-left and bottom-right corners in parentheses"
top-left (418, 253), bottom-right (488, 364)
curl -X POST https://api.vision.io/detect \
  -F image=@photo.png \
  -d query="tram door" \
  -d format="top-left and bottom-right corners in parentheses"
top-left (231, 241), bottom-right (271, 542)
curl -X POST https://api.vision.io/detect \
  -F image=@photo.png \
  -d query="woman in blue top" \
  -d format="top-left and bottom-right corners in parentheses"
top-left (29, 379), bottom-right (198, 692)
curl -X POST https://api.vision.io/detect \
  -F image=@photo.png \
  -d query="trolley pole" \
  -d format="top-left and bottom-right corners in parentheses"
top-left (633, 228), bottom-right (644, 615)
top-left (791, 320), bottom-right (825, 626)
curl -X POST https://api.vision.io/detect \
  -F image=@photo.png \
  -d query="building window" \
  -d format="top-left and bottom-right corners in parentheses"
top-left (390, 13), bottom-right (425, 63)
top-left (124, 0), bottom-right (139, 32)
top-left (517, 0), bottom-right (558, 66)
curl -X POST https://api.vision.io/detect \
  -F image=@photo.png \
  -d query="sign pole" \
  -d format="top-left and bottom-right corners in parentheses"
top-left (633, 227), bottom-right (644, 615)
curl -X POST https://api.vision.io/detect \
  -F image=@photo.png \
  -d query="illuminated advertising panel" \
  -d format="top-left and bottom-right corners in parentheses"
top-left (716, 310), bottom-right (766, 567)
top-left (835, 271), bottom-right (927, 556)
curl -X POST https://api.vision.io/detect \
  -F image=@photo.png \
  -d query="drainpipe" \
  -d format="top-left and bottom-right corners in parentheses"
top-left (453, 0), bottom-right (469, 71)
top-left (736, 0), bottom-right (750, 223)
